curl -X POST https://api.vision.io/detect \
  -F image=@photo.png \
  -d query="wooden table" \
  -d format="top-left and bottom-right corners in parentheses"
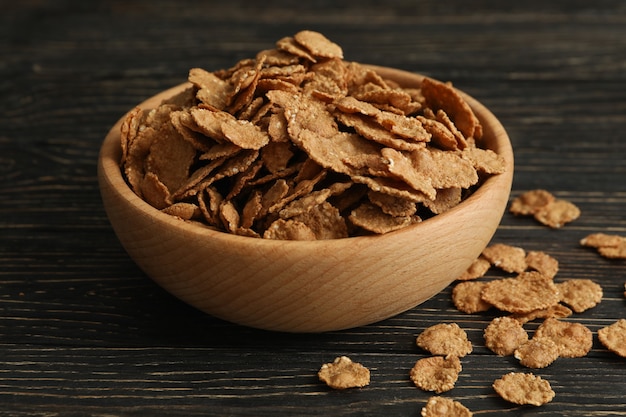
top-left (2, 1), bottom-right (625, 415)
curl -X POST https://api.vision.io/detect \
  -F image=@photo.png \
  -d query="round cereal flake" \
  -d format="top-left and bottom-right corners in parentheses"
top-left (421, 396), bottom-right (473, 417)
top-left (493, 372), bottom-right (555, 406)
top-left (556, 279), bottom-right (603, 313)
top-left (514, 337), bottom-right (560, 369)
top-left (318, 356), bottom-right (370, 389)
top-left (409, 355), bottom-right (462, 394)
top-left (484, 316), bottom-right (529, 356)
top-left (452, 281), bottom-right (492, 314)
top-left (534, 318), bottom-right (593, 358)
top-left (416, 323), bottom-right (473, 357)
top-left (481, 271), bottom-right (560, 314)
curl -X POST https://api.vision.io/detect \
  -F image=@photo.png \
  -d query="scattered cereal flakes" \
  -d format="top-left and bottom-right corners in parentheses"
top-left (421, 396), bottom-right (473, 417)
top-left (484, 316), bottom-right (529, 356)
top-left (452, 281), bottom-right (492, 314)
top-left (580, 233), bottom-right (626, 259)
top-left (481, 243), bottom-right (527, 274)
top-left (416, 323), bottom-right (473, 357)
top-left (597, 319), bottom-right (626, 358)
top-left (493, 372), bottom-right (555, 406)
top-left (534, 318), bottom-right (593, 358)
top-left (556, 279), bottom-right (603, 313)
top-left (121, 31), bottom-right (505, 239)
top-left (580, 232), bottom-right (624, 248)
top-left (409, 355), bottom-right (462, 394)
top-left (509, 189), bottom-right (555, 216)
top-left (525, 251), bottom-right (559, 279)
top-left (533, 199), bottom-right (581, 228)
top-left (457, 255), bottom-right (491, 281)
top-left (318, 356), bottom-right (370, 389)
top-left (480, 271), bottom-right (561, 314)
top-left (514, 337), bottom-right (560, 368)
top-left (510, 304), bottom-right (573, 325)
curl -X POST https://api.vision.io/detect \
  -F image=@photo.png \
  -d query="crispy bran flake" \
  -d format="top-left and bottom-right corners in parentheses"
top-left (509, 189), bottom-right (581, 228)
top-left (556, 279), bottom-right (603, 313)
top-left (525, 250), bottom-right (559, 279)
top-left (513, 337), bottom-right (560, 369)
top-left (410, 356), bottom-right (462, 394)
top-left (598, 319), bottom-right (626, 358)
top-left (121, 30), bottom-right (505, 240)
top-left (416, 323), bottom-right (473, 357)
top-left (534, 318), bottom-right (593, 358)
top-left (457, 255), bottom-right (491, 281)
top-left (580, 233), bottom-right (626, 259)
top-left (493, 372), bottom-right (555, 406)
top-left (484, 316), bottom-right (529, 356)
top-left (509, 189), bottom-right (555, 216)
top-left (534, 199), bottom-right (581, 228)
top-left (481, 243), bottom-right (527, 274)
top-left (452, 281), bottom-right (492, 314)
top-left (318, 356), bottom-right (370, 389)
top-left (421, 396), bottom-right (473, 417)
top-left (481, 271), bottom-right (561, 314)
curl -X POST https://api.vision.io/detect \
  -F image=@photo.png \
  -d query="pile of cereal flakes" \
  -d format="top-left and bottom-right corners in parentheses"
top-left (120, 30), bottom-right (505, 240)
top-left (318, 191), bottom-right (626, 416)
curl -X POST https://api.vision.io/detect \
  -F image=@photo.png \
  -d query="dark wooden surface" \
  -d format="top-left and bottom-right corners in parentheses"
top-left (2, 1), bottom-right (625, 415)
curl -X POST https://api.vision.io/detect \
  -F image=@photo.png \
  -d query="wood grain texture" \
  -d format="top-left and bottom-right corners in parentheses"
top-left (1, 0), bottom-right (625, 415)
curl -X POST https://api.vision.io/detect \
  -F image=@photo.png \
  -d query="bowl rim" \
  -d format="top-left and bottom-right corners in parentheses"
top-left (98, 65), bottom-right (514, 249)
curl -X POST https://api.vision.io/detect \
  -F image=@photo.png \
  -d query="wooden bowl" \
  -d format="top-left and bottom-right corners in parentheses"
top-left (98, 66), bottom-right (514, 333)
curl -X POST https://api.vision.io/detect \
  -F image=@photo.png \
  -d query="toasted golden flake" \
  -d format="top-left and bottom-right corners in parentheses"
top-left (484, 316), bottom-right (529, 356)
top-left (556, 279), bottom-right (603, 313)
top-left (493, 372), bottom-right (555, 406)
top-left (581, 232), bottom-right (626, 259)
top-left (514, 337), bottom-right (560, 368)
top-left (318, 356), bottom-right (370, 389)
top-left (510, 304), bottom-right (573, 325)
top-left (421, 77), bottom-right (482, 140)
top-left (534, 318), bottom-right (593, 358)
top-left (421, 396), bottom-right (473, 417)
top-left (509, 189), bottom-right (555, 216)
top-left (189, 67), bottom-right (232, 110)
top-left (525, 251), bottom-right (559, 279)
top-left (367, 190), bottom-right (417, 217)
top-left (534, 199), bottom-right (581, 228)
top-left (349, 202), bottom-right (418, 234)
top-left (598, 319), bottom-right (626, 358)
top-left (452, 281), bottom-right (492, 314)
top-left (161, 202), bottom-right (199, 221)
top-left (481, 243), bottom-right (527, 274)
top-left (416, 323), bottom-right (473, 357)
top-left (410, 355), bottom-right (462, 394)
top-left (294, 30), bottom-right (343, 59)
top-left (263, 218), bottom-right (317, 240)
top-left (457, 255), bottom-right (491, 281)
top-left (481, 271), bottom-right (560, 314)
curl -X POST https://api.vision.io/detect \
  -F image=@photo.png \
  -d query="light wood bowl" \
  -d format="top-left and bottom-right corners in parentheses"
top-left (98, 66), bottom-right (514, 333)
